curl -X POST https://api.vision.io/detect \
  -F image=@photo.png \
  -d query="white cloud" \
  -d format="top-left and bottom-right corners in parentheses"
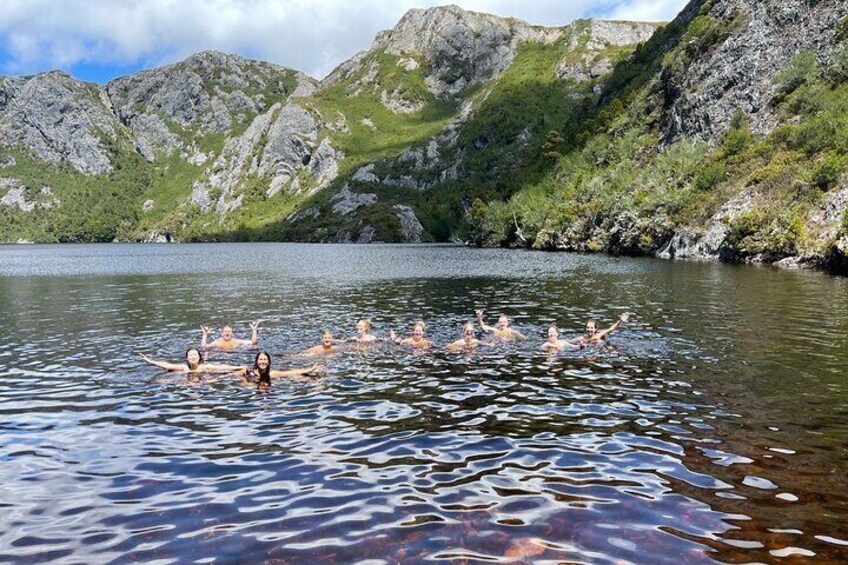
top-left (0, 0), bottom-right (687, 81)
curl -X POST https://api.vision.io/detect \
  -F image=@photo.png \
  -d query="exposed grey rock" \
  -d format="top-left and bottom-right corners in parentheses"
top-left (0, 185), bottom-right (34, 212)
top-left (372, 5), bottom-right (565, 97)
top-left (380, 89), bottom-right (425, 114)
top-left (656, 191), bottom-right (756, 260)
top-left (0, 155), bottom-right (15, 168)
top-left (131, 113), bottom-right (182, 161)
top-left (361, 117), bottom-right (376, 129)
top-left (395, 205), bottom-right (424, 242)
top-left (382, 175), bottom-right (418, 189)
top-left (581, 20), bottom-right (659, 50)
top-left (352, 164), bottom-right (378, 183)
top-left (0, 72), bottom-right (118, 174)
top-left (357, 224), bottom-right (376, 243)
top-left (142, 199), bottom-right (155, 213)
top-left (331, 183), bottom-right (377, 215)
top-left (557, 21), bottom-right (658, 83)
top-left (106, 51), bottom-right (316, 159)
top-left (807, 185), bottom-right (848, 242)
top-left (398, 57), bottom-right (420, 71)
top-left (661, 0), bottom-right (846, 142)
top-left (192, 101), bottom-right (342, 214)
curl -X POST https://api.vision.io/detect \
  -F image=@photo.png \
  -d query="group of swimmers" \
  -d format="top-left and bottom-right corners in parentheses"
top-left (139, 311), bottom-right (631, 386)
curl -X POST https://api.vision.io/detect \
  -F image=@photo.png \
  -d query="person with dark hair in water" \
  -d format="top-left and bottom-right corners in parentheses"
top-left (230, 351), bottom-right (324, 386)
top-left (475, 309), bottom-right (526, 341)
top-left (581, 313), bottom-right (631, 345)
top-left (139, 348), bottom-right (242, 373)
top-left (201, 322), bottom-right (260, 350)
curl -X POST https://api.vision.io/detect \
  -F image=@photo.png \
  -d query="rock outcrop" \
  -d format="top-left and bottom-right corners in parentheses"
top-left (190, 101), bottom-right (342, 216)
top-left (0, 72), bottom-right (119, 174)
top-left (106, 51), bottom-right (316, 161)
top-left (661, 0), bottom-right (846, 142)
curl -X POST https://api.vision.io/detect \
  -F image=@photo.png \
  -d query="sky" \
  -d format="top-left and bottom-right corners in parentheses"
top-left (0, 0), bottom-right (689, 83)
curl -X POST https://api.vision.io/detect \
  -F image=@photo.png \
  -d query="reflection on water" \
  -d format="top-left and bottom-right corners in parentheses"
top-left (0, 243), bottom-right (847, 563)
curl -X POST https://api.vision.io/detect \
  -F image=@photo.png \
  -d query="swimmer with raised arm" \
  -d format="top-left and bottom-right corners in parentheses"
top-left (348, 319), bottom-right (379, 343)
top-left (201, 322), bottom-right (259, 350)
top-left (303, 331), bottom-right (340, 357)
top-left (475, 309), bottom-right (526, 341)
top-left (581, 312), bottom-right (631, 345)
top-left (228, 352), bottom-right (324, 386)
top-left (447, 322), bottom-right (486, 351)
top-left (139, 348), bottom-right (243, 374)
top-left (541, 326), bottom-right (584, 352)
top-left (390, 321), bottom-right (435, 348)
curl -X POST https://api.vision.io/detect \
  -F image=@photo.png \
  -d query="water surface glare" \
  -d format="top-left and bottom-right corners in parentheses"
top-left (1, 243), bottom-right (847, 564)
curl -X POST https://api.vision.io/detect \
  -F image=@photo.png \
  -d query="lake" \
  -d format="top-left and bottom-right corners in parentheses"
top-left (1, 243), bottom-right (847, 563)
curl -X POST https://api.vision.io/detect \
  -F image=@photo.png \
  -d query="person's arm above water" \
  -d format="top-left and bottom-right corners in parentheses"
top-left (475, 309), bottom-right (496, 333)
top-left (389, 329), bottom-right (402, 345)
top-left (200, 362), bottom-right (247, 373)
top-left (201, 326), bottom-right (213, 349)
top-left (139, 353), bottom-right (186, 372)
top-left (509, 328), bottom-right (528, 341)
top-left (270, 364), bottom-right (326, 378)
top-left (596, 312), bottom-right (630, 341)
top-left (248, 321), bottom-right (260, 346)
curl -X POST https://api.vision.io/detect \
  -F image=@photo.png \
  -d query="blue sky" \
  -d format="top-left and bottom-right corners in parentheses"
top-left (0, 0), bottom-right (689, 83)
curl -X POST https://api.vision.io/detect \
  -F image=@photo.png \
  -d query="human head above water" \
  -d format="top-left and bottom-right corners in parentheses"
top-left (322, 331), bottom-right (334, 347)
top-left (412, 321), bottom-right (425, 338)
top-left (356, 319), bottom-right (371, 335)
top-left (221, 325), bottom-right (234, 340)
top-left (585, 321), bottom-right (597, 336)
top-left (185, 348), bottom-right (203, 368)
top-left (254, 351), bottom-right (272, 381)
top-left (463, 322), bottom-right (476, 339)
top-left (497, 314), bottom-right (509, 329)
top-left (547, 326), bottom-right (559, 340)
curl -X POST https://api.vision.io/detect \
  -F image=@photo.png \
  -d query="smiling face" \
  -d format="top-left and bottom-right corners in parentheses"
top-left (585, 321), bottom-right (597, 337)
top-left (221, 325), bottom-right (234, 341)
top-left (547, 326), bottom-right (559, 341)
top-left (322, 332), bottom-right (334, 348)
top-left (256, 352), bottom-right (270, 370)
top-left (463, 324), bottom-right (476, 342)
top-left (356, 320), bottom-right (368, 337)
top-left (412, 323), bottom-right (425, 341)
top-left (497, 315), bottom-right (509, 330)
top-left (185, 348), bottom-right (202, 368)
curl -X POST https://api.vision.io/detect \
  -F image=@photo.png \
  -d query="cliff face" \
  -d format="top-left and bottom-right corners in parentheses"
top-left (0, 71), bottom-right (120, 174)
top-left (660, 0), bottom-right (846, 141)
top-left (0, 2), bottom-right (846, 272)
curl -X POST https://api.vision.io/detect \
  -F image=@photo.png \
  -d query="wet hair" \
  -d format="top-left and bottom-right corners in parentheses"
top-left (253, 351), bottom-right (272, 384)
top-left (463, 322), bottom-right (476, 333)
top-left (185, 348), bottom-right (204, 368)
top-left (357, 319), bottom-right (371, 331)
top-left (413, 321), bottom-right (426, 331)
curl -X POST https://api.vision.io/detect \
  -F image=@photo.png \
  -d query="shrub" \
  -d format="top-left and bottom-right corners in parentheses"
top-left (810, 152), bottom-right (847, 190)
top-left (693, 162), bottom-right (727, 191)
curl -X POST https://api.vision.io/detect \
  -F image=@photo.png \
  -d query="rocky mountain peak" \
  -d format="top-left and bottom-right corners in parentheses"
top-left (363, 5), bottom-right (559, 97)
top-left (105, 51), bottom-right (316, 161)
top-left (0, 71), bottom-right (118, 174)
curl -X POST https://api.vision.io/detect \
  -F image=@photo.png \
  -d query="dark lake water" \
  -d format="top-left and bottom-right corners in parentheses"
top-left (1, 243), bottom-right (847, 564)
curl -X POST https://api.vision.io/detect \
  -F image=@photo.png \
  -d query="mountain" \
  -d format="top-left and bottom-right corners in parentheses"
top-left (0, 1), bottom-right (846, 272)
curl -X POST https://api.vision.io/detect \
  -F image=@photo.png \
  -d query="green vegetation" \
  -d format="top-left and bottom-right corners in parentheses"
top-left (2, 8), bottom-right (847, 274)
